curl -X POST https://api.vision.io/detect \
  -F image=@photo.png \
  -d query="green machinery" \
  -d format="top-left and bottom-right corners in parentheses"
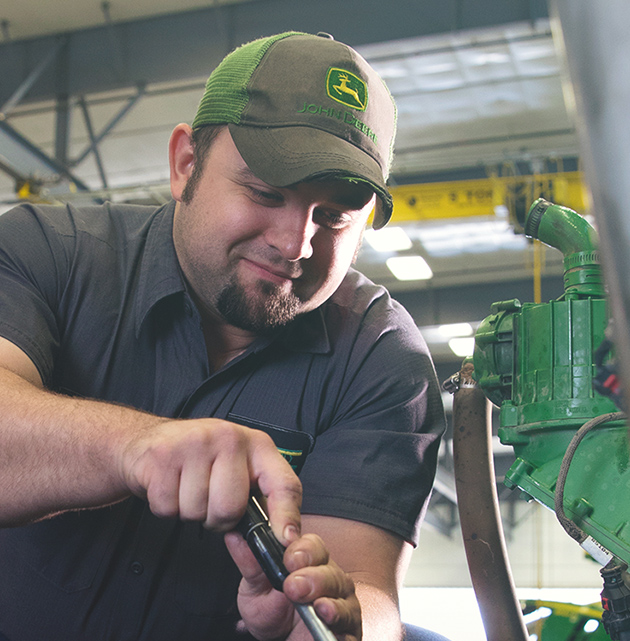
top-left (523, 600), bottom-right (607, 641)
top-left (472, 198), bottom-right (630, 565)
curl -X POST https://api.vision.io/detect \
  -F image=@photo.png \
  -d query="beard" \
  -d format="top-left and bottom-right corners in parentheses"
top-left (215, 277), bottom-right (302, 334)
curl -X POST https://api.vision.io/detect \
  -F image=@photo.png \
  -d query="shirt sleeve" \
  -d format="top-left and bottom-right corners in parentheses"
top-left (0, 204), bottom-right (71, 384)
top-left (299, 292), bottom-right (446, 545)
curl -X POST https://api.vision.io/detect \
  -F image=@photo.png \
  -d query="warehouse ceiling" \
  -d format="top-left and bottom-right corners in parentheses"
top-left (0, 0), bottom-right (589, 537)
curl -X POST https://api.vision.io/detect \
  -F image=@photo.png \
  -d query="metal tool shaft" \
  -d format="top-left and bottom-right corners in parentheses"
top-left (237, 496), bottom-right (337, 641)
top-left (294, 603), bottom-right (337, 641)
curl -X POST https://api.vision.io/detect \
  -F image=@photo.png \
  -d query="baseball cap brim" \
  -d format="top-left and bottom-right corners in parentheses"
top-left (228, 123), bottom-right (393, 229)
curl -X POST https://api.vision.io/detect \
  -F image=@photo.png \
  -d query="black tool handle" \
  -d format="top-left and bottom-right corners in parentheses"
top-left (236, 496), bottom-right (338, 641)
top-left (236, 496), bottom-right (288, 591)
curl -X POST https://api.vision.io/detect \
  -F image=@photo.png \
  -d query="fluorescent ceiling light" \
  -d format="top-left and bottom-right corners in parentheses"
top-left (438, 322), bottom-right (473, 338)
top-left (470, 51), bottom-right (510, 65)
top-left (372, 64), bottom-right (408, 79)
top-left (448, 337), bottom-right (475, 357)
top-left (420, 61), bottom-right (458, 75)
top-left (386, 255), bottom-right (433, 281)
top-left (419, 322), bottom-right (479, 345)
top-left (364, 226), bottom-right (413, 252)
top-left (417, 220), bottom-right (527, 257)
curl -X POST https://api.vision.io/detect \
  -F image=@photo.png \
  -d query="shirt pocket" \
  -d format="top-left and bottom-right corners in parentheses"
top-left (227, 413), bottom-right (314, 475)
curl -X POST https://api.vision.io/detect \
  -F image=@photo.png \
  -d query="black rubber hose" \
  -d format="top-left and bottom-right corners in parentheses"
top-left (451, 363), bottom-right (529, 641)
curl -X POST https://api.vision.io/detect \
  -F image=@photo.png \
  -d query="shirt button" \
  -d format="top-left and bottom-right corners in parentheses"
top-left (130, 561), bottom-right (144, 575)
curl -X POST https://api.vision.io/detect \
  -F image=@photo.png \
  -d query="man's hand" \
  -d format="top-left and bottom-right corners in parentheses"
top-left (225, 530), bottom-right (362, 641)
top-left (120, 419), bottom-right (303, 543)
top-left (122, 421), bottom-right (361, 639)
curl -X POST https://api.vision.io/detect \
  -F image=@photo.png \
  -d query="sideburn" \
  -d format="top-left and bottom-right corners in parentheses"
top-left (181, 125), bottom-right (226, 203)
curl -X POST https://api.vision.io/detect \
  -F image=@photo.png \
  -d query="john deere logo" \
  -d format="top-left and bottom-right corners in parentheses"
top-left (326, 68), bottom-right (367, 111)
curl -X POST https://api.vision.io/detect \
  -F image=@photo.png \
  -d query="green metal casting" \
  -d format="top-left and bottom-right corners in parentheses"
top-left (522, 600), bottom-right (607, 641)
top-left (472, 198), bottom-right (630, 564)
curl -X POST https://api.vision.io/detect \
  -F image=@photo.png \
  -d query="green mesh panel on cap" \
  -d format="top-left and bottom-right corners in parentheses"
top-left (192, 31), bottom-right (305, 128)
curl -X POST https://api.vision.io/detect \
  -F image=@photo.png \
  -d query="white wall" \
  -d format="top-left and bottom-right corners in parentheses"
top-left (405, 500), bottom-right (602, 589)
top-left (401, 501), bottom-right (605, 639)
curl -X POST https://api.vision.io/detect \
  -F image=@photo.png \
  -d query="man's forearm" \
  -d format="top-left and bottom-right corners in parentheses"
top-left (0, 366), bottom-right (160, 526)
top-left (355, 582), bottom-right (404, 641)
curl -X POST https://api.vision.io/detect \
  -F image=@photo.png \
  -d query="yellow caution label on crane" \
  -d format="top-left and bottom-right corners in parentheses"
top-left (372, 171), bottom-right (588, 224)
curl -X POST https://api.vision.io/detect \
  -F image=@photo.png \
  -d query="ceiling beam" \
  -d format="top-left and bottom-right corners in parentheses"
top-left (0, 37), bottom-right (65, 116)
top-left (0, 118), bottom-right (89, 191)
top-left (0, 0), bottom-right (549, 107)
top-left (69, 83), bottom-right (146, 168)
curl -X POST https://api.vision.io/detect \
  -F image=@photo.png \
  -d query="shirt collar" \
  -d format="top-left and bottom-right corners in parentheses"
top-left (134, 201), bottom-right (186, 337)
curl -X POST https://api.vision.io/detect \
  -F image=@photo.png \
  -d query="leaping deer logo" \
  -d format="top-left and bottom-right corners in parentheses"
top-left (326, 68), bottom-right (367, 111)
top-left (333, 73), bottom-right (365, 110)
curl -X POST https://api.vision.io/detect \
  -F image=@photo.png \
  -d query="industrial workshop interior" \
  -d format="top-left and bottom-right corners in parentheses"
top-left (2, 0), bottom-right (630, 640)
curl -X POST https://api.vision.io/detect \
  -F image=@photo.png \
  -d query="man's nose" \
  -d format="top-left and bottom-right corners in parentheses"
top-left (265, 207), bottom-right (316, 261)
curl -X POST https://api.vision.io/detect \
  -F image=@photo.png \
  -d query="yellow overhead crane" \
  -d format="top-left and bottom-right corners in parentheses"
top-left (365, 169), bottom-right (589, 305)
top-left (380, 170), bottom-right (588, 225)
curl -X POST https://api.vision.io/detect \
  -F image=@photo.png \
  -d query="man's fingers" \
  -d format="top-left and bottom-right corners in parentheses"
top-left (123, 419), bottom-right (304, 537)
top-left (284, 560), bottom-right (361, 640)
top-left (284, 533), bottom-right (329, 572)
top-left (314, 594), bottom-right (362, 639)
top-left (283, 536), bottom-right (354, 608)
top-left (284, 561), bottom-right (354, 604)
top-left (257, 476), bottom-right (303, 546)
top-left (178, 458), bottom-right (210, 521)
top-left (205, 446), bottom-right (250, 529)
top-left (228, 526), bottom-right (361, 640)
top-left (224, 530), bottom-right (269, 586)
top-left (144, 465), bottom-right (181, 519)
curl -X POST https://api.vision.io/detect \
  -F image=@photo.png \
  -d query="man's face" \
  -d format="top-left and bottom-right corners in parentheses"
top-left (172, 127), bottom-right (376, 334)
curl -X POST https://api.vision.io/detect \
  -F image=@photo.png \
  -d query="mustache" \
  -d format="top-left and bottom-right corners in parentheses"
top-left (241, 247), bottom-right (304, 279)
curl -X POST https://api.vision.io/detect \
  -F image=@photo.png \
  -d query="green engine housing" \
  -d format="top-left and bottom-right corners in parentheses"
top-left (472, 199), bottom-right (630, 563)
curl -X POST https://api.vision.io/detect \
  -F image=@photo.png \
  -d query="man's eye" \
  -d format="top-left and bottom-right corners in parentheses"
top-left (249, 186), bottom-right (283, 204)
top-left (315, 209), bottom-right (351, 229)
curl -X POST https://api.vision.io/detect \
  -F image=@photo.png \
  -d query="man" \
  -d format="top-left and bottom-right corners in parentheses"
top-left (0, 32), bottom-right (446, 640)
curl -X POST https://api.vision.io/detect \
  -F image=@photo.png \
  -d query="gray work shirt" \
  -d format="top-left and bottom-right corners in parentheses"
top-left (0, 201), bottom-right (444, 640)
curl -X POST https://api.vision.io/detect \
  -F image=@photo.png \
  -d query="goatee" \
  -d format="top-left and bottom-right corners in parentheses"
top-left (215, 279), bottom-right (301, 334)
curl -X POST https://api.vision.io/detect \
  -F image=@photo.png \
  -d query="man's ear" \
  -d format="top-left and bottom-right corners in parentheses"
top-left (169, 123), bottom-right (195, 202)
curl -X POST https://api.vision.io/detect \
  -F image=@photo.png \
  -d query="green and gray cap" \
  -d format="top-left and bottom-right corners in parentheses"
top-left (193, 31), bottom-right (397, 229)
